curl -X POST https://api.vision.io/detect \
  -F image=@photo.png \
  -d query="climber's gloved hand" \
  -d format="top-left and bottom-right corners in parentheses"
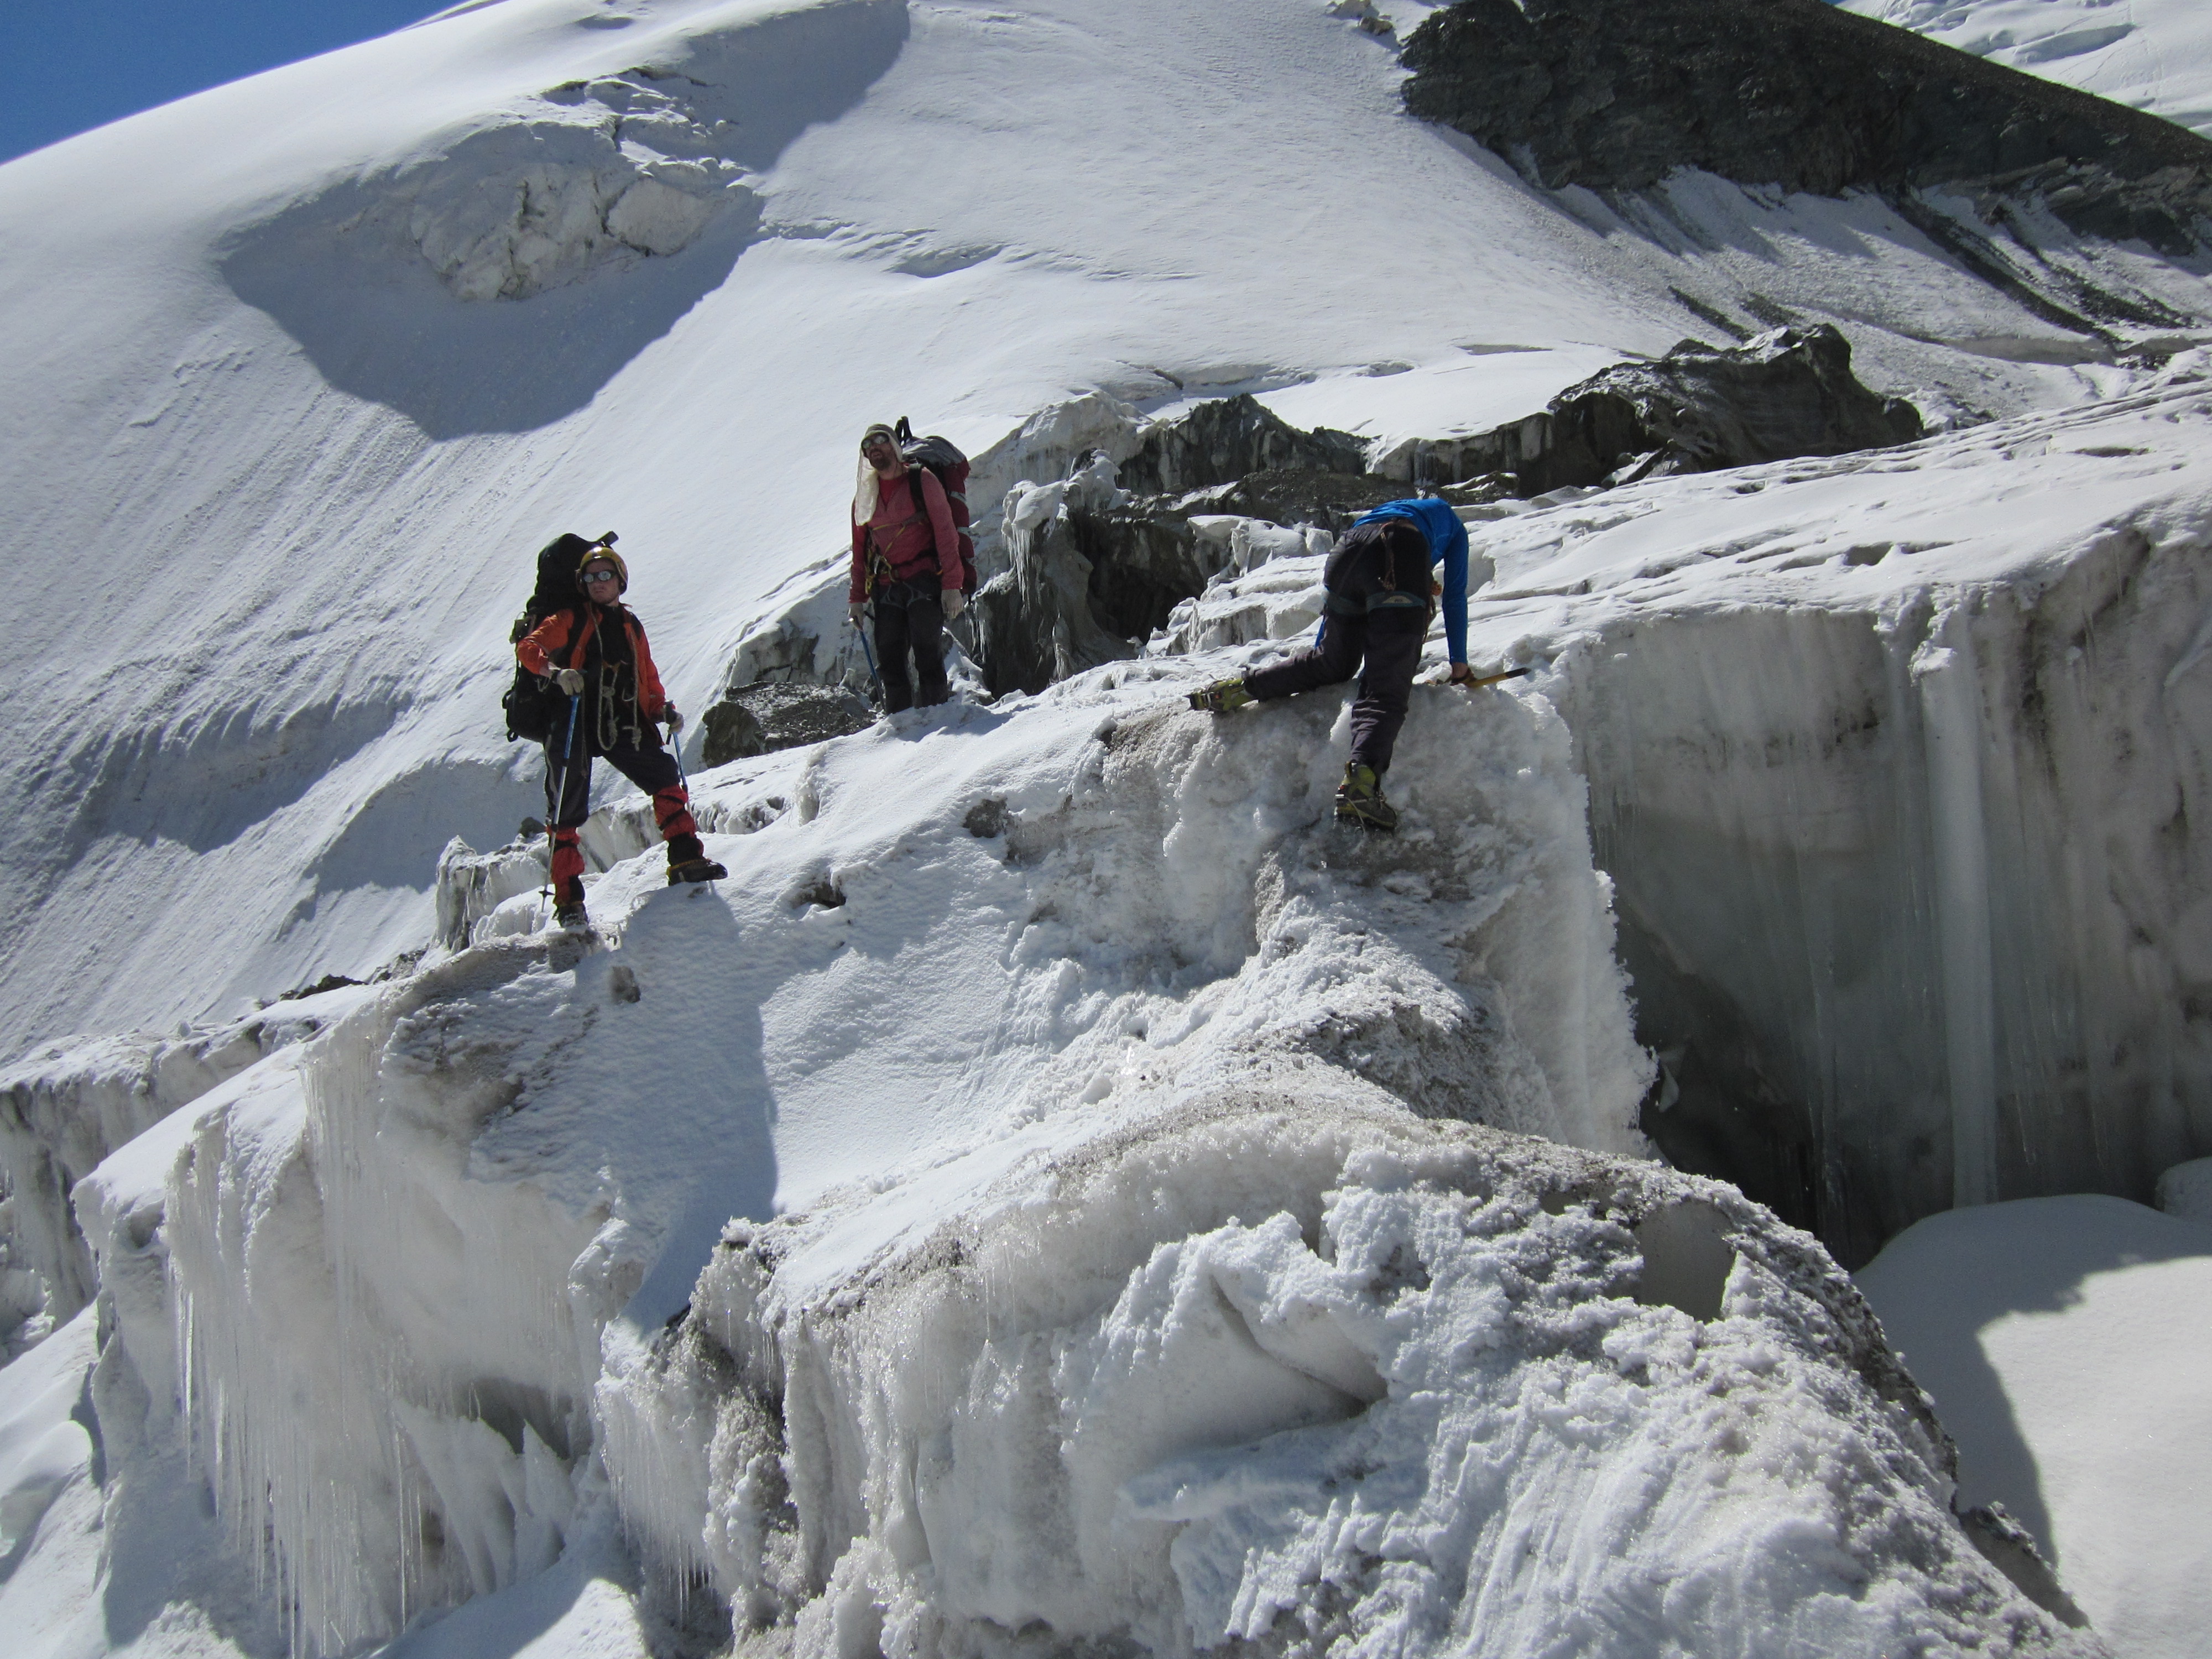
top-left (942, 589), bottom-right (966, 622)
top-left (663, 707), bottom-right (684, 735)
top-left (849, 602), bottom-right (868, 629)
top-left (554, 667), bottom-right (586, 696)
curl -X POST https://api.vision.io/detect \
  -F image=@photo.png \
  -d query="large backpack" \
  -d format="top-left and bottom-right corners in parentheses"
top-left (893, 418), bottom-right (978, 594)
top-left (502, 531), bottom-right (617, 742)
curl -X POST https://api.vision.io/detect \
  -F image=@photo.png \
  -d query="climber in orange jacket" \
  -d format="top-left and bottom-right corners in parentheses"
top-left (515, 544), bottom-right (723, 927)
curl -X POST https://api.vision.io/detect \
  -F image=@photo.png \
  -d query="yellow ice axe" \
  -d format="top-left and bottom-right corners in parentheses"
top-left (1431, 665), bottom-right (1534, 688)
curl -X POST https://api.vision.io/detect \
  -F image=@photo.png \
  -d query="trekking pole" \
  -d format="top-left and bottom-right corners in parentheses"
top-left (542, 692), bottom-right (582, 926)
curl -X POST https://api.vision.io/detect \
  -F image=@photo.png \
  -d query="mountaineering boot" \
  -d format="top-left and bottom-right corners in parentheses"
top-left (551, 873), bottom-right (589, 931)
top-left (1334, 764), bottom-right (1398, 833)
top-left (1187, 676), bottom-right (1256, 713)
top-left (667, 856), bottom-right (728, 885)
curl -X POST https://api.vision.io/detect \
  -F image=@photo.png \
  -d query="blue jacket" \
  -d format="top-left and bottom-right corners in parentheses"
top-left (1349, 497), bottom-right (1470, 664)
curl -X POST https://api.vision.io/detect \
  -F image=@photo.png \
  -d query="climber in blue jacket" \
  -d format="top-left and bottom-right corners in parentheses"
top-left (1188, 496), bottom-right (1473, 832)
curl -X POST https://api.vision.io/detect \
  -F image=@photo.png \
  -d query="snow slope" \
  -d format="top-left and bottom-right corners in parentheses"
top-left (3, 2), bottom-right (2211, 1653)
top-left (3, 0), bottom-right (2202, 1056)
top-left (1844, 0), bottom-right (2212, 137)
top-left (1857, 1196), bottom-right (2212, 1659)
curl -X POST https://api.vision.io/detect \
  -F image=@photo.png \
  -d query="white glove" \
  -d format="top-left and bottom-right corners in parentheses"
top-left (663, 707), bottom-right (684, 734)
top-left (942, 589), bottom-right (966, 621)
top-left (554, 667), bottom-right (585, 696)
top-left (849, 602), bottom-right (868, 628)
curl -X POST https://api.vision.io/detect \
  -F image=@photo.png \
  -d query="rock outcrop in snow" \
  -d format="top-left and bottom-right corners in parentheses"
top-left (1404, 0), bottom-right (2212, 341)
top-left (967, 330), bottom-right (1921, 697)
top-left (700, 680), bottom-right (875, 768)
top-left (1116, 394), bottom-right (1369, 498)
top-left (1376, 326), bottom-right (1926, 494)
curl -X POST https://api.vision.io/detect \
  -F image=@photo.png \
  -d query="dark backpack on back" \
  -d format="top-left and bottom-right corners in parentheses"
top-left (894, 418), bottom-right (978, 594)
top-left (501, 531), bottom-right (617, 742)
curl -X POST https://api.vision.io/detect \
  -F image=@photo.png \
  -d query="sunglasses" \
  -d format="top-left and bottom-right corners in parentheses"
top-left (582, 568), bottom-right (620, 584)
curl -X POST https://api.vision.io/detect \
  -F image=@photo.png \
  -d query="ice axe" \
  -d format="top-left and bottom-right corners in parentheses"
top-left (1435, 665), bottom-right (1535, 689)
top-left (854, 605), bottom-right (887, 704)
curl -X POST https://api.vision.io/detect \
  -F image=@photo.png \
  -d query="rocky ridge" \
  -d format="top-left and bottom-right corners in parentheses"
top-left (1402, 0), bottom-right (2212, 340)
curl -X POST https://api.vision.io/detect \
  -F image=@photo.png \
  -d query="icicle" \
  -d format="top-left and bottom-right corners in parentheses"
top-left (1916, 609), bottom-right (2000, 1207)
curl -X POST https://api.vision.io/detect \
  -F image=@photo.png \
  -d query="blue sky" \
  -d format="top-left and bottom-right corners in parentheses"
top-left (1, 2), bottom-right (442, 164)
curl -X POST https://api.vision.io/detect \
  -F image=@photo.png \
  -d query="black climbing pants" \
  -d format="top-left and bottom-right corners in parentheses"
top-left (543, 721), bottom-right (703, 900)
top-left (1242, 607), bottom-right (1430, 775)
top-left (873, 578), bottom-right (950, 712)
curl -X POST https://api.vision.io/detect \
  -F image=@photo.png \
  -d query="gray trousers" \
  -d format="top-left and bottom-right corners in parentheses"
top-left (1243, 607), bottom-right (1428, 774)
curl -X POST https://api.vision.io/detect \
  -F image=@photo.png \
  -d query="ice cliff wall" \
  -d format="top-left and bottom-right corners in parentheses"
top-left (1151, 373), bottom-right (2212, 1265)
top-left (1451, 380), bottom-right (2212, 1256)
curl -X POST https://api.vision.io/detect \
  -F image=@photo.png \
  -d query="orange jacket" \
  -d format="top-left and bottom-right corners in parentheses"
top-left (516, 603), bottom-right (672, 718)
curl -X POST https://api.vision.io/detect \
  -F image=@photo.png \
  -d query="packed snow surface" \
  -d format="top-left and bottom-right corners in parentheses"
top-left (1856, 1195), bottom-right (2212, 1659)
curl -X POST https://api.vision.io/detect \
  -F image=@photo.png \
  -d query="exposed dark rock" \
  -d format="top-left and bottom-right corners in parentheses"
top-left (1380, 326), bottom-right (1922, 494)
top-left (284, 973), bottom-right (363, 1001)
top-left (1401, 0), bottom-right (2212, 336)
top-left (1180, 469), bottom-right (1411, 532)
top-left (1067, 502), bottom-right (1215, 641)
top-left (974, 331), bottom-right (1919, 694)
top-left (1118, 394), bottom-right (1368, 495)
top-left (978, 452), bottom-right (1295, 697)
top-left (1403, 0), bottom-right (2212, 246)
top-left (700, 680), bottom-right (874, 768)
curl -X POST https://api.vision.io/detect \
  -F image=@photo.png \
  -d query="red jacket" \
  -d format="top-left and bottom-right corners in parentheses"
top-left (851, 466), bottom-right (958, 601)
top-left (516, 603), bottom-right (672, 719)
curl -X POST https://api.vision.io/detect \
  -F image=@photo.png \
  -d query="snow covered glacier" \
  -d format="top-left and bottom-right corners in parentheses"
top-left (3, 0), bottom-right (2212, 1655)
top-left (49, 681), bottom-right (2099, 1658)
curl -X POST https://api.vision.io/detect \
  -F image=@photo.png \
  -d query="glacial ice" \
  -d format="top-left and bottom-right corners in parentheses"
top-left (70, 661), bottom-right (1662, 1653)
top-left (1151, 374), bottom-right (2212, 1263)
top-left (0, 986), bottom-right (373, 1358)
top-left (34, 645), bottom-right (2125, 1656)
top-left (612, 1096), bottom-right (2097, 1658)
